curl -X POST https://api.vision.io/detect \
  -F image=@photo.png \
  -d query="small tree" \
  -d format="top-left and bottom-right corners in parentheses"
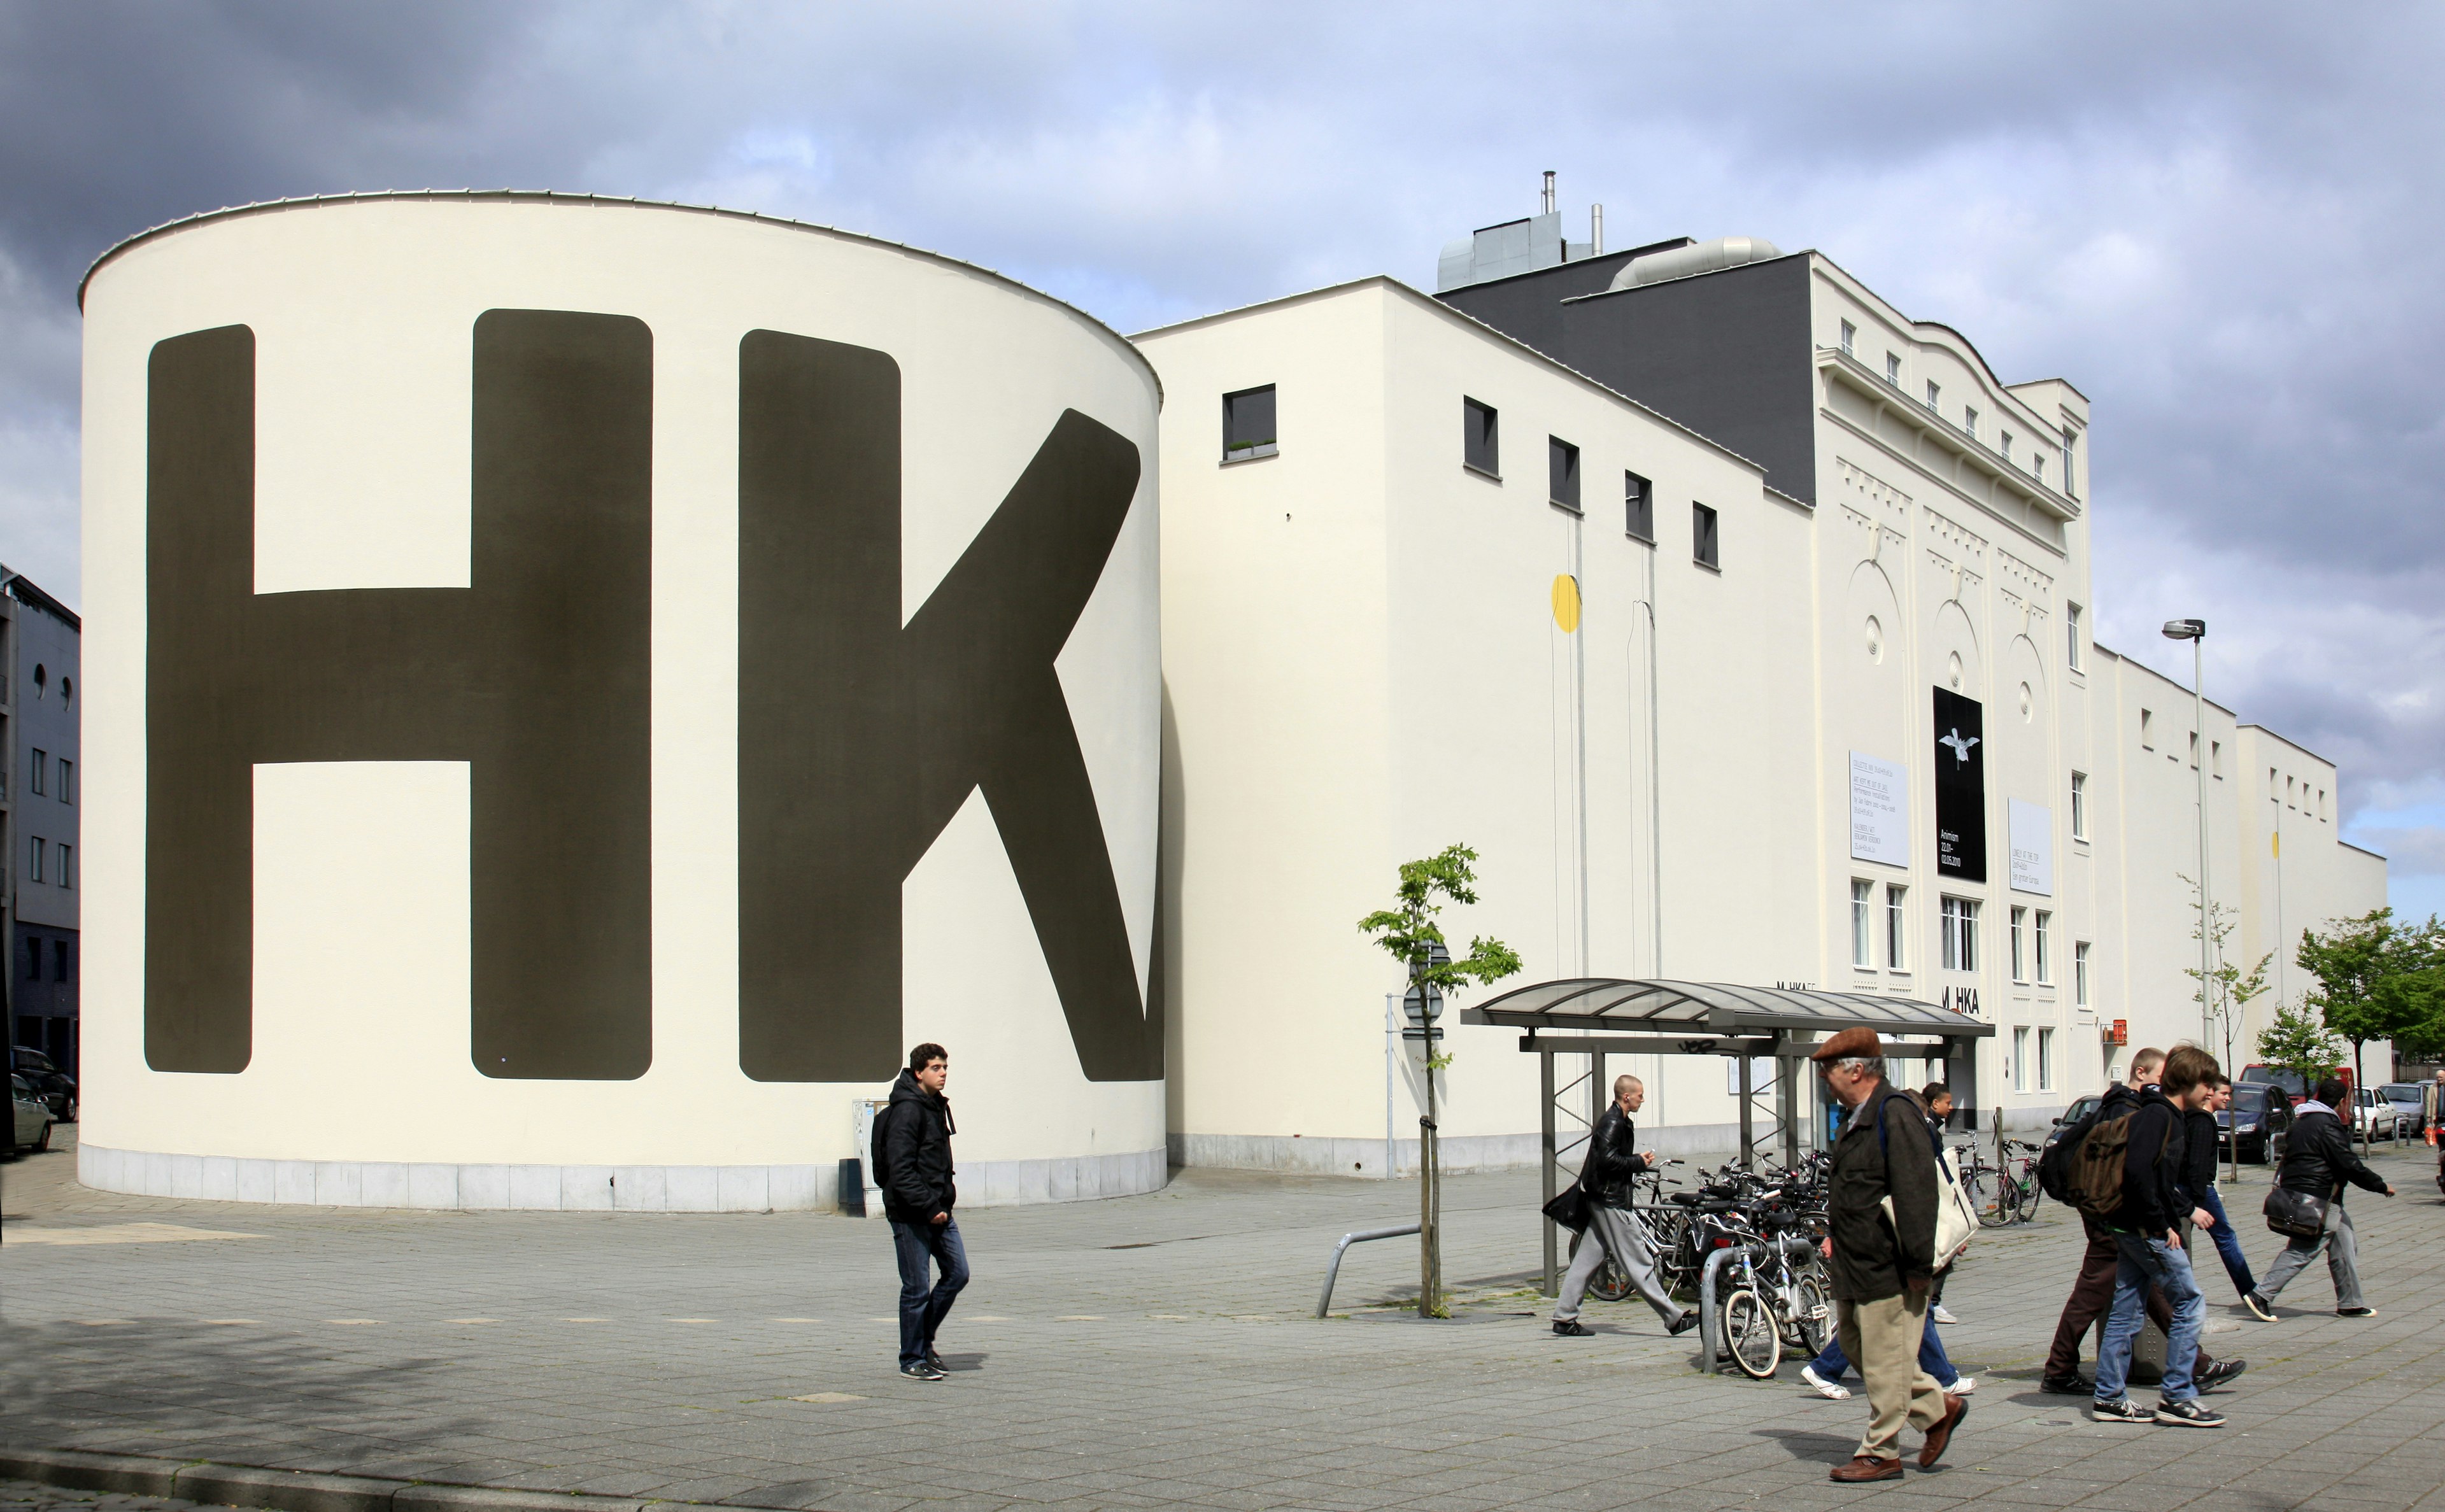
top-left (1358, 844), bottom-right (1521, 1318)
top-left (2181, 893), bottom-right (2271, 1179)
top-left (2255, 998), bottom-right (2346, 1089)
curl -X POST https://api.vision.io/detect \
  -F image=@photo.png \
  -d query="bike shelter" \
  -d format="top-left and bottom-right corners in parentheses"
top-left (1459, 978), bottom-right (1993, 1296)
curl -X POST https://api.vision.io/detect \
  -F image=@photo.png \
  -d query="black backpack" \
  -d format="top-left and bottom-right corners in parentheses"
top-left (2039, 1095), bottom-right (2116, 1203)
top-left (869, 1102), bottom-right (896, 1192)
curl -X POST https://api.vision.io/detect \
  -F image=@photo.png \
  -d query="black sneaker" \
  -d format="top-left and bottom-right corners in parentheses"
top-left (1666, 1310), bottom-right (1699, 1337)
top-left (2041, 1372), bottom-right (2094, 1396)
top-left (1553, 1319), bottom-right (1594, 1337)
top-left (2153, 1398), bottom-right (2226, 1428)
top-left (2242, 1292), bottom-right (2277, 1322)
top-left (2194, 1359), bottom-right (2246, 1390)
top-left (899, 1360), bottom-right (947, 1381)
top-left (925, 1348), bottom-right (947, 1372)
top-left (2090, 1396), bottom-right (2154, 1425)
top-left (2337, 1306), bottom-right (2377, 1318)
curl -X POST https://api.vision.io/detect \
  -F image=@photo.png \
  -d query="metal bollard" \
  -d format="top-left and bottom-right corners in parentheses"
top-left (1696, 1244), bottom-right (1752, 1374)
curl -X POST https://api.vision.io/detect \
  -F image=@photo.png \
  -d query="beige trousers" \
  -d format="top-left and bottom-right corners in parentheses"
top-left (1835, 1292), bottom-right (1948, 1460)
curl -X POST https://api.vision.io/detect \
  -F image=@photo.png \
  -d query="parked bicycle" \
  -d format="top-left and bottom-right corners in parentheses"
top-left (1958, 1136), bottom-right (2043, 1227)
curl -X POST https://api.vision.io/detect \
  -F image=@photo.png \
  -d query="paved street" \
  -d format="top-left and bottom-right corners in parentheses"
top-left (6, 1126), bottom-right (2445, 1512)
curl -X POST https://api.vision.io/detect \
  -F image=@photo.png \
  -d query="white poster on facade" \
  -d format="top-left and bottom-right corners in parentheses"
top-left (2009, 799), bottom-right (2054, 895)
top-left (1850, 752), bottom-right (1910, 867)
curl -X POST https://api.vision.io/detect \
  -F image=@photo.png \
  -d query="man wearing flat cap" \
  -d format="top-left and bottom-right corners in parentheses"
top-left (1814, 1027), bottom-right (1967, 1482)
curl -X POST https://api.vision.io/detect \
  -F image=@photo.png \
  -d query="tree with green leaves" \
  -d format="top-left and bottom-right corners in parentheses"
top-left (2181, 891), bottom-right (2272, 1178)
top-left (1358, 844), bottom-right (1522, 1318)
top-left (2255, 998), bottom-right (2346, 1089)
top-left (2297, 909), bottom-right (2444, 1148)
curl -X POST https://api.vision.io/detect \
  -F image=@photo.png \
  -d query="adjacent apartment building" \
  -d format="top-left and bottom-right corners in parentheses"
top-left (4, 568), bottom-right (81, 1073)
top-left (1137, 206), bottom-right (2384, 1173)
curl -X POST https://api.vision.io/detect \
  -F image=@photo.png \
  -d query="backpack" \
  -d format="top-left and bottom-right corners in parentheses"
top-left (1876, 1093), bottom-right (1980, 1269)
top-left (2065, 1108), bottom-right (2137, 1218)
top-left (2038, 1105), bottom-right (2102, 1202)
top-left (868, 1102), bottom-right (896, 1193)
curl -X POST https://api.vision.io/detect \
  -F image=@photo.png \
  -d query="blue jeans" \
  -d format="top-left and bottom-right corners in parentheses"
top-left (2095, 1233), bottom-right (2203, 1404)
top-left (1807, 1310), bottom-right (1959, 1388)
top-left (2198, 1185), bottom-right (2256, 1297)
top-left (889, 1217), bottom-right (970, 1366)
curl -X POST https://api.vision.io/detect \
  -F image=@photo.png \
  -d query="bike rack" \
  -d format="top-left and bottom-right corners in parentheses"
top-left (1315, 1222), bottom-right (1423, 1317)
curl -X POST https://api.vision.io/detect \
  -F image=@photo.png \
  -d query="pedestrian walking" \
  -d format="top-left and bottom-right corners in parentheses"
top-left (2091, 1045), bottom-right (2225, 1427)
top-left (1813, 1028), bottom-right (1966, 1482)
top-left (875, 1042), bottom-right (968, 1381)
top-left (2244, 1076), bottom-right (2393, 1321)
top-left (2039, 1048), bottom-right (2238, 1395)
top-left (1922, 1084), bottom-right (1960, 1326)
top-left (1800, 1309), bottom-right (1973, 1399)
top-left (1551, 1074), bottom-right (1698, 1338)
top-left (2188, 1075), bottom-right (2256, 1300)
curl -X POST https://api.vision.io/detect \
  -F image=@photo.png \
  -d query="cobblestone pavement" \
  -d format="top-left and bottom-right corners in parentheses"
top-left (6, 1126), bottom-right (2444, 1512)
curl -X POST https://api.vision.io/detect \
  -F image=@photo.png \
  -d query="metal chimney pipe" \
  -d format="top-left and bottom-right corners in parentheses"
top-left (1591, 204), bottom-right (1604, 255)
top-left (1541, 171), bottom-right (1557, 215)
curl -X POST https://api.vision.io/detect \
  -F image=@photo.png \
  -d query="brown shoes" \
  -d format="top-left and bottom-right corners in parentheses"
top-left (1918, 1393), bottom-right (1968, 1467)
top-left (1829, 1455), bottom-right (1904, 1483)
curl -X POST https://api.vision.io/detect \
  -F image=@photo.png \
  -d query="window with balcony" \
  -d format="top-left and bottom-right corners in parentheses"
top-left (1839, 321), bottom-right (1855, 354)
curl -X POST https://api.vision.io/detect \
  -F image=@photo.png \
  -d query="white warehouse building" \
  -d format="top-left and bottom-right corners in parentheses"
top-left (1141, 216), bottom-right (2385, 1173)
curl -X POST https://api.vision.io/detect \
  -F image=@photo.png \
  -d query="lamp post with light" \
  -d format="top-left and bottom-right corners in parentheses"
top-left (2163, 618), bottom-right (2213, 1046)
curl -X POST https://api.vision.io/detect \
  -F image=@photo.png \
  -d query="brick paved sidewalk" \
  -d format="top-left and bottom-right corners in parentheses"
top-left (6, 1127), bottom-right (2444, 1512)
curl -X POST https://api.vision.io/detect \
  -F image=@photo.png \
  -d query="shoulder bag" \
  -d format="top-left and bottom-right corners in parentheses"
top-left (2263, 1183), bottom-right (2327, 1239)
top-left (1541, 1183), bottom-right (1592, 1233)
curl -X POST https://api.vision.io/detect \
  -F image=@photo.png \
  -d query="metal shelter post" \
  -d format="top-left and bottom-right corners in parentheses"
top-left (1736, 1054), bottom-right (1753, 1169)
top-left (1539, 1044), bottom-right (1557, 1294)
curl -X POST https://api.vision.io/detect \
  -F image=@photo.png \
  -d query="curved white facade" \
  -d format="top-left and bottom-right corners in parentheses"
top-left (79, 195), bottom-right (1164, 1209)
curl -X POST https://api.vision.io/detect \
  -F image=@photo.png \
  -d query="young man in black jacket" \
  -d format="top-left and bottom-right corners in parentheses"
top-left (2185, 1075), bottom-right (2257, 1301)
top-left (877, 1042), bottom-right (967, 1381)
top-left (2092, 1046), bottom-right (2223, 1427)
top-left (1550, 1074), bottom-right (1697, 1338)
top-left (2246, 1077), bottom-right (2393, 1320)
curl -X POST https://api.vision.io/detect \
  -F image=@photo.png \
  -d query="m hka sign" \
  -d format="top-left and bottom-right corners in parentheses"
top-left (144, 313), bottom-right (1159, 1085)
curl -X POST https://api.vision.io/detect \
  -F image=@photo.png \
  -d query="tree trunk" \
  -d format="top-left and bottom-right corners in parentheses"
top-left (1419, 1115), bottom-right (1445, 1317)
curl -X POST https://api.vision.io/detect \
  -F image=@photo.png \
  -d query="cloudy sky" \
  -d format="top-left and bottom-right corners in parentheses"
top-left (4, 1), bottom-right (2441, 916)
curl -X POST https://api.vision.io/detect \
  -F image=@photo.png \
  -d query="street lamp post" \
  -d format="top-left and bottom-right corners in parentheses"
top-left (2164, 619), bottom-right (2212, 1049)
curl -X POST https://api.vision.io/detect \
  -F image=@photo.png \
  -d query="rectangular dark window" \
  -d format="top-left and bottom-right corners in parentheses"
top-left (28, 837), bottom-right (41, 884)
top-left (1222, 385), bottom-right (1277, 461)
top-left (57, 758), bottom-right (71, 805)
top-left (1463, 397), bottom-right (1499, 476)
top-left (28, 749), bottom-right (43, 796)
top-left (1692, 502), bottom-right (1720, 569)
top-left (1548, 437), bottom-right (1580, 511)
top-left (57, 844), bottom-right (69, 889)
top-left (1624, 470), bottom-right (1653, 541)
top-left (53, 940), bottom-right (68, 981)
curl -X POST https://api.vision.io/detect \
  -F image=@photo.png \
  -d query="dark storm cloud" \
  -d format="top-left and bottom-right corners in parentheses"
top-left (4, 0), bottom-right (2442, 887)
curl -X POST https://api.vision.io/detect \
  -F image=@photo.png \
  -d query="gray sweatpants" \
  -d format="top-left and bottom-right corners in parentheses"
top-left (2257, 1198), bottom-right (2364, 1309)
top-left (1553, 1203), bottom-right (1680, 1324)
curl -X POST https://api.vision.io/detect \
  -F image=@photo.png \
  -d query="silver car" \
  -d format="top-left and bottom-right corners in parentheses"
top-left (8, 1072), bottom-right (53, 1155)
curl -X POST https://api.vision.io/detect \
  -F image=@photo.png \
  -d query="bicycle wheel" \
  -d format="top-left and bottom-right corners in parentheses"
top-left (1789, 1271), bottom-right (1832, 1355)
top-left (1590, 1252), bottom-right (1633, 1303)
top-left (1719, 1288), bottom-right (1782, 1379)
top-left (2014, 1171), bottom-right (2043, 1224)
top-left (1966, 1164), bottom-right (2013, 1228)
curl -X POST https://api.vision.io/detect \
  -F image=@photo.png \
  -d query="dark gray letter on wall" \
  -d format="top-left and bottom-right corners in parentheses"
top-left (145, 313), bottom-right (655, 1078)
top-left (737, 330), bottom-right (1158, 1084)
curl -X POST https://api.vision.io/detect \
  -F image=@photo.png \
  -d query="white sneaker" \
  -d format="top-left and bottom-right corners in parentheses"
top-left (1947, 1376), bottom-right (1976, 1394)
top-left (1800, 1365), bottom-right (1852, 1399)
top-left (1929, 1304), bottom-right (1960, 1325)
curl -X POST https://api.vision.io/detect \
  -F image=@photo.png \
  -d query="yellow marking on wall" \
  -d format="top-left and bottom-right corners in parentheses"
top-left (1551, 574), bottom-right (1581, 633)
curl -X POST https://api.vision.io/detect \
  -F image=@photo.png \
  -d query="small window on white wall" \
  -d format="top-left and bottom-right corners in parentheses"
top-left (1886, 884), bottom-right (1908, 970)
top-left (2013, 1026), bottom-right (2031, 1092)
top-left (1852, 880), bottom-right (1874, 968)
top-left (2075, 942), bottom-right (2091, 1007)
top-left (2071, 772), bottom-right (2088, 840)
top-left (2010, 906), bottom-right (2027, 982)
top-left (2038, 1027), bottom-right (2056, 1092)
top-left (2035, 911), bottom-right (2052, 983)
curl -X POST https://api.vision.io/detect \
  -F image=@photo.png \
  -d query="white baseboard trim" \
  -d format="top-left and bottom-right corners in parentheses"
top-left (76, 1142), bottom-right (1168, 1212)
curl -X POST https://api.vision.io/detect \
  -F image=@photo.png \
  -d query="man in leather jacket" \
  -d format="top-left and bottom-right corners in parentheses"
top-left (1550, 1074), bottom-right (1697, 1338)
top-left (2246, 1077), bottom-right (2393, 1320)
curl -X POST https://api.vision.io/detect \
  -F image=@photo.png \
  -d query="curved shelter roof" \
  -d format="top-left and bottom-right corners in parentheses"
top-left (1459, 979), bottom-right (1994, 1040)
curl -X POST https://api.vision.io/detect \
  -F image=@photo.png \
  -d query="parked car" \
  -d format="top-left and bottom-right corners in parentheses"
top-left (8, 1072), bottom-right (53, 1155)
top-left (2217, 1082), bottom-right (2296, 1164)
top-left (2043, 1093), bottom-right (2105, 1154)
top-left (10, 1045), bottom-right (75, 1122)
top-left (2241, 1064), bottom-right (2351, 1103)
top-left (2349, 1085), bottom-right (2403, 1143)
top-left (2379, 1082), bottom-right (2428, 1134)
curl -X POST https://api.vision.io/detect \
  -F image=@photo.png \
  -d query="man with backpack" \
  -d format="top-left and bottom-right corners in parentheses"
top-left (2244, 1075), bottom-right (2393, 1320)
top-left (1813, 1028), bottom-right (1967, 1483)
top-left (2090, 1045), bottom-right (2225, 1427)
top-left (2038, 1049), bottom-right (2238, 1395)
top-left (875, 1042), bottom-right (967, 1381)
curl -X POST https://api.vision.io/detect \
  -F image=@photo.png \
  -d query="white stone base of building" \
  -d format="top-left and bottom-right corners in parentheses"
top-left (77, 1143), bottom-right (1168, 1212)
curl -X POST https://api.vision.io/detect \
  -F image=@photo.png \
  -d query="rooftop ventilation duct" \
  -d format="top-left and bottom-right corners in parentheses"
top-left (1608, 235), bottom-right (1783, 290)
